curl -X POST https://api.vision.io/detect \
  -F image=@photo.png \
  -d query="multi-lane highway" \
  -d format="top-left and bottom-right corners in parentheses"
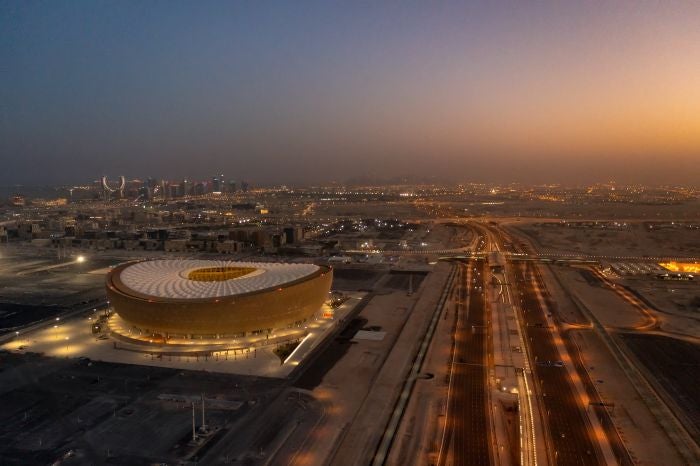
top-left (367, 221), bottom-right (636, 466)
top-left (513, 260), bottom-right (601, 464)
top-left (483, 224), bottom-right (610, 465)
top-left (437, 230), bottom-right (492, 465)
top-left (453, 259), bottom-right (491, 465)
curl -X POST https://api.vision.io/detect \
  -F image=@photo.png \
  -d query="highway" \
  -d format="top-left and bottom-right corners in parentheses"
top-left (455, 259), bottom-right (491, 465)
top-left (490, 252), bottom-right (539, 466)
top-left (485, 224), bottom-right (607, 465)
top-left (514, 261), bottom-right (600, 464)
top-left (437, 231), bottom-right (492, 466)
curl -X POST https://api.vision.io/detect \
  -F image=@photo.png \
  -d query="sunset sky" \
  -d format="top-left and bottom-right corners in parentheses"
top-left (2, 1), bottom-right (700, 185)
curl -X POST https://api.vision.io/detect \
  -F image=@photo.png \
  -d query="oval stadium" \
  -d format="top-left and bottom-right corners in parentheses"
top-left (105, 260), bottom-right (333, 339)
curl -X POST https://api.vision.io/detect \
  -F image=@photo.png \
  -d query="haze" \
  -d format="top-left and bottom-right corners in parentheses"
top-left (2, 1), bottom-right (700, 185)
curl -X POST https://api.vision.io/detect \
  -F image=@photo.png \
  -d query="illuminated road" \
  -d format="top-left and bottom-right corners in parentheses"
top-left (438, 254), bottom-right (492, 466)
top-left (0, 300), bottom-right (109, 344)
top-left (513, 261), bottom-right (600, 465)
top-left (486, 225), bottom-right (606, 465)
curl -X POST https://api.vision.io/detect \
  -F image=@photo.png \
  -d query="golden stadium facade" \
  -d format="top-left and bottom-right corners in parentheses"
top-left (105, 260), bottom-right (332, 339)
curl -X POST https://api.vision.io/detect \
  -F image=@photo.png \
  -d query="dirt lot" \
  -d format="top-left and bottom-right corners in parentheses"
top-left (551, 267), bottom-right (647, 328)
top-left (331, 267), bottom-right (385, 291)
top-left (618, 333), bottom-right (700, 442)
top-left (0, 351), bottom-right (280, 465)
top-left (514, 222), bottom-right (700, 258)
top-left (571, 330), bottom-right (686, 465)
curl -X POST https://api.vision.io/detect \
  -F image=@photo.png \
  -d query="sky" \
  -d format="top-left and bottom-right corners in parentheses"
top-left (2, 1), bottom-right (700, 186)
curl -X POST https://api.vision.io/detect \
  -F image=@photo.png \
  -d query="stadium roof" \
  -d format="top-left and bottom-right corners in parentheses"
top-left (118, 260), bottom-right (320, 299)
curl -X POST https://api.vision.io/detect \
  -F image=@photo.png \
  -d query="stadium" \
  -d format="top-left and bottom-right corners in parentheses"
top-left (105, 259), bottom-right (333, 340)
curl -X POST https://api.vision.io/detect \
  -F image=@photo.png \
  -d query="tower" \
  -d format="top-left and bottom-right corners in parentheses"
top-left (101, 176), bottom-right (126, 200)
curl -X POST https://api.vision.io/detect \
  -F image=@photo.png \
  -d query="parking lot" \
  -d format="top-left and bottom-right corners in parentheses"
top-left (0, 351), bottom-right (281, 465)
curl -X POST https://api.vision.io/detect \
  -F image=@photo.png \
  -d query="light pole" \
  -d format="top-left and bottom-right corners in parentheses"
top-left (191, 401), bottom-right (197, 442)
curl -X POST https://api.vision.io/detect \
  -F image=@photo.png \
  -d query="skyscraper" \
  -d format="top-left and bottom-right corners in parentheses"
top-left (212, 174), bottom-right (224, 193)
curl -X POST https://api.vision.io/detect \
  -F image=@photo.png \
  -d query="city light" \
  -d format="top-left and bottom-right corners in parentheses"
top-left (659, 261), bottom-right (700, 274)
top-left (2, 3), bottom-right (699, 463)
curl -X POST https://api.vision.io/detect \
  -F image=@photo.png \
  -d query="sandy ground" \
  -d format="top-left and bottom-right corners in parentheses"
top-left (553, 267), bottom-right (647, 328)
top-left (332, 263), bottom-right (451, 466)
top-left (629, 280), bottom-right (700, 314)
top-left (300, 262), bottom-right (451, 466)
top-left (513, 222), bottom-right (700, 259)
top-left (570, 330), bottom-right (685, 465)
top-left (386, 269), bottom-right (456, 466)
top-left (622, 280), bottom-right (700, 340)
top-left (537, 264), bottom-right (589, 325)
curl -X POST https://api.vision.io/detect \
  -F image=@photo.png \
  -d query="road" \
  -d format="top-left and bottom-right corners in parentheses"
top-left (514, 261), bottom-right (600, 464)
top-left (438, 231), bottom-right (492, 465)
top-left (452, 259), bottom-right (491, 466)
top-left (0, 300), bottom-right (109, 344)
top-left (485, 224), bottom-right (605, 465)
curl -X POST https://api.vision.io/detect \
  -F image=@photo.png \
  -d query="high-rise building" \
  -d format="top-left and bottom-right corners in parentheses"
top-left (212, 174), bottom-right (224, 193)
top-left (137, 186), bottom-right (151, 201)
top-left (194, 182), bottom-right (206, 196)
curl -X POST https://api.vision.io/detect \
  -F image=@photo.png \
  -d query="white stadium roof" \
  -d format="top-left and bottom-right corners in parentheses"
top-left (118, 260), bottom-right (320, 299)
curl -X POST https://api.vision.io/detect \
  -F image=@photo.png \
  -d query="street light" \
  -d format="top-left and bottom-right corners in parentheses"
top-left (76, 255), bottom-right (86, 263)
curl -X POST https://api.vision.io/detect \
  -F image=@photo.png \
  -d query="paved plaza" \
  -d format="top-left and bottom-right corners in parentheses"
top-left (3, 293), bottom-right (365, 378)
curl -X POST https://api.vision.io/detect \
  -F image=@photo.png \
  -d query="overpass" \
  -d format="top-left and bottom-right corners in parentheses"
top-left (343, 246), bottom-right (700, 265)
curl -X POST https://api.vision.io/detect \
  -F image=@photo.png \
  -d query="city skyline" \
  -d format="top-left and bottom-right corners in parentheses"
top-left (3, 1), bottom-right (700, 186)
